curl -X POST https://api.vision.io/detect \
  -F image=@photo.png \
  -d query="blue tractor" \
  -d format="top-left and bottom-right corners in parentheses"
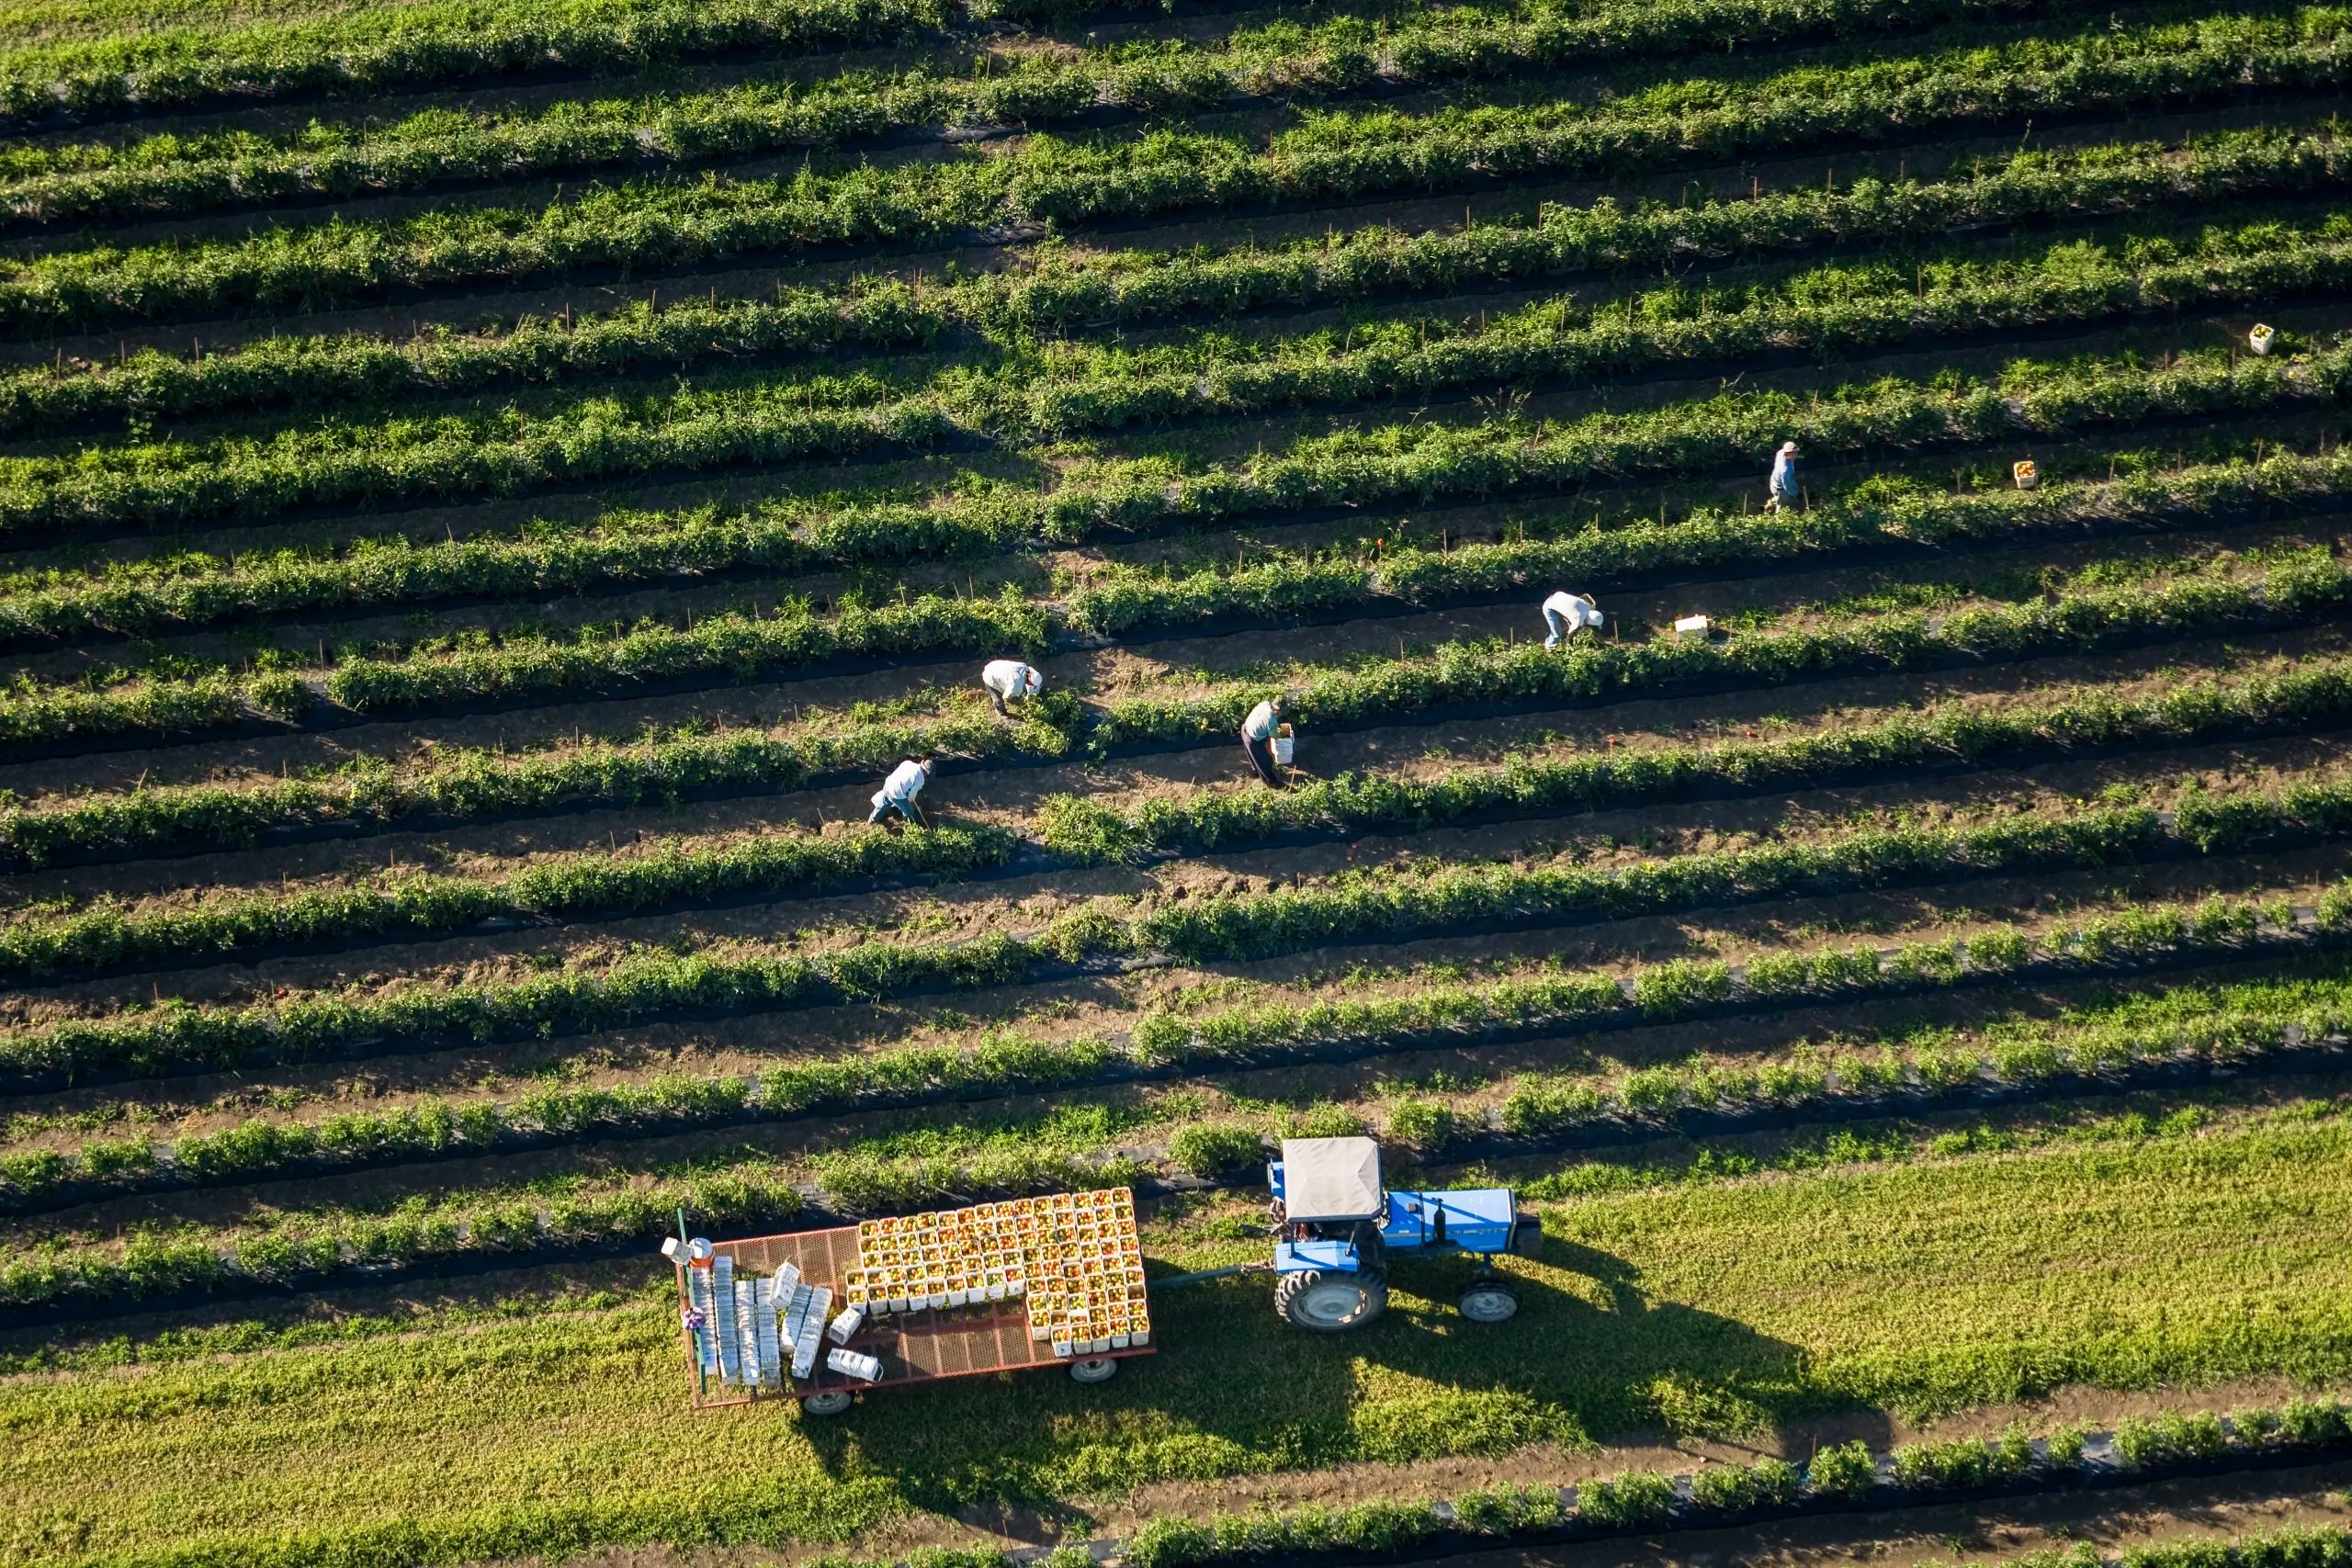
top-left (1268, 1135), bottom-right (1544, 1332)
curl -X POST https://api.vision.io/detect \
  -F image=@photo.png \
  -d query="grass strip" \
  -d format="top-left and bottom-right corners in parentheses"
top-left (1124, 1485), bottom-right (2352, 1567)
top-left (12, 1112), bottom-right (2352, 1554)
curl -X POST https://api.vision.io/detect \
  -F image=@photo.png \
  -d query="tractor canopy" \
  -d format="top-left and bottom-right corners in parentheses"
top-left (1271, 1136), bottom-right (1385, 1223)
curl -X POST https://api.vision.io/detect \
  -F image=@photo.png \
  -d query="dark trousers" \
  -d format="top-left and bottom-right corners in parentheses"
top-left (1242, 730), bottom-right (1283, 787)
top-left (869, 796), bottom-right (928, 829)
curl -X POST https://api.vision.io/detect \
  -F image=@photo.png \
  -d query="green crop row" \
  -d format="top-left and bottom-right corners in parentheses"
top-left (15, 287), bottom-right (2349, 626)
top-left (0, 384), bottom-right (956, 536)
top-left (1013, 235), bottom-right (2352, 442)
top-left (5, 12), bottom-right (2346, 333)
top-left (0, 820), bottom-right (1012, 982)
top-left (1136, 888), bottom-right (2336, 1067)
top-left (0, 584), bottom-right (1046, 750)
top-left (1080, 548), bottom-right (2351, 754)
top-left (1121, 793), bottom-right (2316, 964)
top-left (7, 779), bottom-right (2345, 1088)
top-left (0, 895), bottom-right (2330, 1306)
top-left (321, 584), bottom-right (1045, 714)
top-left (0, 336), bottom-right (2325, 729)
top-left (0, 1031), bottom-right (1116, 1206)
top-left (0, 0), bottom-right (2065, 130)
top-left (18, 237), bottom-right (2352, 541)
top-left (0, 0), bottom-right (963, 125)
top-left (1125, 1491), bottom-right (2352, 1568)
top-left (0, 695), bottom-right (1072, 868)
top-left (6, 126), bottom-right (2338, 432)
top-left (1041, 656), bottom-right (2352, 863)
top-left (0, 1152), bottom-right (806, 1311)
top-left (0, 524), bottom-right (2322, 850)
top-left (0, 0), bottom-right (2059, 225)
top-left (10, 891), bottom-right (2345, 1211)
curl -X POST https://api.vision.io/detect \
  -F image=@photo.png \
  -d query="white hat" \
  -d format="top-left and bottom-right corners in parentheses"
top-left (1779, 441), bottom-right (1798, 455)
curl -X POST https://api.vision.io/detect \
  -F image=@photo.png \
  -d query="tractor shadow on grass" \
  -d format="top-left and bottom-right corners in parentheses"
top-left (792, 1232), bottom-right (1837, 1535)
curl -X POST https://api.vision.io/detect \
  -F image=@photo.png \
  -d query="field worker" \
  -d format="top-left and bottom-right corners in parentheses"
top-left (1765, 440), bottom-right (1800, 513)
top-left (1543, 589), bottom-right (1603, 649)
top-left (868, 755), bottom-right (933, 829)
top-left (1240, 694), bottom-right (1286, 789)
top-left (980, 658), bottom-right (1045, 716)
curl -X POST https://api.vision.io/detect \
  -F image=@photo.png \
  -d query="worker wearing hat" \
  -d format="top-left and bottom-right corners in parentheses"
top-left (1766, 440), bottom-right (1800, 513)
top-left (980, 658), bottom-right (1045, 716)
top-left (1240, 694), bottom-right (1286, 788)
top-left (1542, 590), bottom-right (1603, 649)
top-left (868, 756), bottom-right (933, 829)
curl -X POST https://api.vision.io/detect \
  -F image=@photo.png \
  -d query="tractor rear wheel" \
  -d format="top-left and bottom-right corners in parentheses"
top-left (1069, 1356), bottom-right (1121, 1384)
top-left (1275, 1269), bottom-right (1388, 1332)
top-left (800, 1390), bottom-right (854, 1416)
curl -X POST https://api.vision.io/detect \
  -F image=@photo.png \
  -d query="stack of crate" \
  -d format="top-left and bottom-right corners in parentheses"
top-left (684, 1253), bottom-right (831, 1390)
top-left (842, 1188), bottom-right (1148, 1357)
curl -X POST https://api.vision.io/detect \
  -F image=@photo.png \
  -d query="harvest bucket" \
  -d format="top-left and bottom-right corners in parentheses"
top-left (2251, 323), bottom-right (2275, 355)
top-left (2012, 459), bottom-right (2039, 491)
top-left (1272, 723), bottom-right (1295, 765)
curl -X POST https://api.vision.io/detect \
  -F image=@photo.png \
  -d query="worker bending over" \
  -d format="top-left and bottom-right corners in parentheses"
top-left (1542, 590), bottom-right (1603, 649)
top-left (1240, 694), bottom-right (1286, 788)
top-left (980, 658), bottom-right (1045, 716)
top-left (1765, 440), bottom-right (1800, 513)
top-left (869, 756), bottom-right (933, 829)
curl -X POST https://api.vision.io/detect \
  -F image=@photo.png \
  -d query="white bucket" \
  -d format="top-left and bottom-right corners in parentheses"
top-left (827, 1348), bottom-right (883, 1383)
top-left (1672, 615), bottom-right (1710, 640)
top-left (2251, 323), bottom-right (2276, 355)
top-left (1272, 724), bottom-right (1295, 766)
top-left (827, 1306), bottom-right (865, 1346)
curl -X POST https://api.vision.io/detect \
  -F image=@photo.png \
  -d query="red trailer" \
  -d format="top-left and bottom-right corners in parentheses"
top-left (675, 1221), bottom-right (1159, 1416)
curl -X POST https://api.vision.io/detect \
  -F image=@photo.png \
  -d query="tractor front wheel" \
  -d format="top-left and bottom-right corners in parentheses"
top-left (1458, 1280), bottom-right (1520, 1324)
top-left (1276, 1269), bottom-right (1388, 1332)
top-left (800, 1390), bottom-right (854, 1416)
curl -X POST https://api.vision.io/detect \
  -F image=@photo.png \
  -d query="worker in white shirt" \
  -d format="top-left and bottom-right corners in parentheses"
top-left (1542, 590), bottom-right (1603, 649)
top-left (980, 658), bottom-right (1045, 716)
top-left (1239, 694), bottom-right (1285, 788)
top-left (867, 756), bottom-right (933, 829)
top-left (1765, 440), bottom-right (1800, 513)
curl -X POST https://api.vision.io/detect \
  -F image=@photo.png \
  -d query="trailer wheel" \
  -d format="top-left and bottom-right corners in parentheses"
top-left (1276, 1269), bottom-right (1388, 1332)
top-left (1069, 1356), bottom-right (1120, 1384)
top-left (800, 1390), bottom-right (854, 1416)
top-left (1458, 1280), bottom-right (1520, 1324)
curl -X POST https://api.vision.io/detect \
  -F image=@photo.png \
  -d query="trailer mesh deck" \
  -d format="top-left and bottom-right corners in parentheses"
top-left (680, 1224), bottom-right (1151, 1408)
